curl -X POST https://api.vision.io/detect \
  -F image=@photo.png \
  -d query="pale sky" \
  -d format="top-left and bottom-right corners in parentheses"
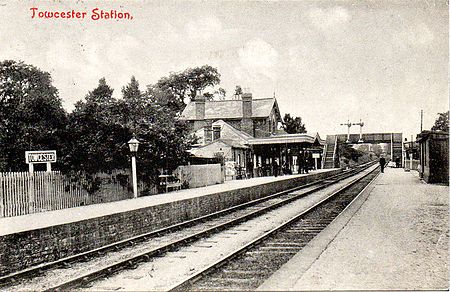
top-left (1, 0), bottom-right (448, 139)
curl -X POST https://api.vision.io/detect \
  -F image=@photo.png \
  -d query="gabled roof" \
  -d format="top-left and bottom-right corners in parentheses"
top-left (213, 138), bottom-right (248, 149)
top-left (180, 98), bottom-right (280, 121)
top-left (191, 120), bottom-right (252, 147)
top-left (189, 138), bottom-right (248, 159)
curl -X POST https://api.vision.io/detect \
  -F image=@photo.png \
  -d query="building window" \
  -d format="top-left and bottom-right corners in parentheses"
top-left (213, 125), bottom-right (221, 141)
top-left (204, 127), bottom-right (212, 144)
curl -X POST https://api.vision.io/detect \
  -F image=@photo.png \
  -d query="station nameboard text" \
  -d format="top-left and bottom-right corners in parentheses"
top-left (25, 150), bottom-right (57, 164)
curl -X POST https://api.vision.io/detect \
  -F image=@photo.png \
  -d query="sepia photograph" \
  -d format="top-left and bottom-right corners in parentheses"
top-left (0, 0), bottom-right (448, 291)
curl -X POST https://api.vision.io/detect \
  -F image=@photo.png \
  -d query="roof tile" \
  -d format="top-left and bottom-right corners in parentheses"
top-left (180, 98), bottom-right (276, 120)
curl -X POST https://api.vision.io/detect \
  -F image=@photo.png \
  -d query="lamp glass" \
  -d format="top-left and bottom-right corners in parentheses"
top-left (128, 138), bottom-right (140, 153)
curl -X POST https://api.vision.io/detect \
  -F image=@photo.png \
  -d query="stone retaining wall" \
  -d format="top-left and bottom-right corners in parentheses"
top-left (0, 169), bottom-right (341, 276)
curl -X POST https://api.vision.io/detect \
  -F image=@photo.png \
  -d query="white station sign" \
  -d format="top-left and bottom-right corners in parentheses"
top-left (25, 150), bottom-right (57, 164)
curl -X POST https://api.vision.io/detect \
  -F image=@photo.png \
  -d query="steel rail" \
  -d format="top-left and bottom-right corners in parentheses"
top-left (168, 164), bottom-right (380, 291)
top-left (43, 163), bottom-right (377, 291)
top-left (0, 162), bottom-right (374, 287)
top-left (1, 162), bottom-right (377, 290)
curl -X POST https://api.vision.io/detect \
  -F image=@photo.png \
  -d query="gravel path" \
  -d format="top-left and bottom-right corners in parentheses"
top-left (287, 168), bottom-right (448, 290)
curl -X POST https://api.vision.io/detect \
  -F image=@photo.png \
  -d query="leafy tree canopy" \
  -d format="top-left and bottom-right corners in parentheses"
top-left (85, 77), bottom-right (114, 104)
top-left (282, 113), bottom-right (307, 134)
top-left (122, 76), bottom-right (141, 101)
top-left (339, 143), bottom-right (364, 163)
top-left (61, 76), bottom-right (193, 188)
top-left (147, 65), bottom-right (221, 113)
top-left (60, 78), bottom-right (127, 176)
top-left (431, 111), bottom-right (449, 132)
top-left (234, 85), bottom-right (243, 97)
top-left (371, 144), bottom-right (383, 157)
top-left (0, 62), bottom-right (212, 193)
top-left (0, 60), bottom-right (67, 171)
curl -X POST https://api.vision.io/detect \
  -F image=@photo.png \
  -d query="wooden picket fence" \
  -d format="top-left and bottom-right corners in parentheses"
top-left (0, 170), bottom-right (154, 218)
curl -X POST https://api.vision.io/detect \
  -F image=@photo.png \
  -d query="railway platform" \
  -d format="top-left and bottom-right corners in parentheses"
top-left (0, 168), bottom-right (342, 277)
top-left (0, 168), bottom-right (335, 236)
top-left (258, 168), bottom-right (449, 291)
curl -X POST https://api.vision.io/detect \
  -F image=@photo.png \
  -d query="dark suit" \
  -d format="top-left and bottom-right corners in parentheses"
top-left (380, 157), bottom-right (386, 173)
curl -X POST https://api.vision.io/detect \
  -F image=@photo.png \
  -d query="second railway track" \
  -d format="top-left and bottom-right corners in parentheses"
top-left (1, 162), bottom-right (378, 291)
top-left (170, 165), bottom-right (380, 291)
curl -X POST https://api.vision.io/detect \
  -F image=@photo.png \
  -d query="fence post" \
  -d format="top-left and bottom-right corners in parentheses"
top-left (28, 172), bottom-right (35, 213)
top-left (0, 173), bottom-right (4, 217)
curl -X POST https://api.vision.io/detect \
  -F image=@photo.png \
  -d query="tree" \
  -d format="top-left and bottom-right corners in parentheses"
top-left (133, 106), bottom-right (194, 185)
top-left (85, 77), bottom-right (114, 103)
top-left (122, 76), bottom-right (195, 185)
top-left (338, 143), bottom-right (364, 167)
top-left (215, 87), bottom-right (226, 100)
top-left (234, 85), bottom-right (242, 99)
top-left (114, 76), bottom-right (144, 131)
top-left (371, 144), bottom-right (383, 157)
top-left (431, 111), bottom-right (449, 132)
top-left (122, 76), bottom-right (141, 101)
top-left (61, 76), bottom-right (195, 194)
top-left (123, 77), bottom-right (193, 184)
top-left (148, 65), bottom-right (221, 113)
top-left (282, 114), bottom-right (306, 134)
top-left (60, 78), bottom-right (129, 177)
top-left (200, 87), bottom-right (226, 101)
top-left (0, 60), bottom-right (67, 171)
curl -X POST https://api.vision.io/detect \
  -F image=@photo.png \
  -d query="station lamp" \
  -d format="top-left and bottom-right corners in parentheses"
top-left (128, 137), bottom-right (140, 198)
top-left (128, 137), bottom-right (140, 153)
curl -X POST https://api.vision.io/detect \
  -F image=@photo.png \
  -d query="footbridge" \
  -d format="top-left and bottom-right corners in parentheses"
top-left (323, 133), bottom-right (403, 168)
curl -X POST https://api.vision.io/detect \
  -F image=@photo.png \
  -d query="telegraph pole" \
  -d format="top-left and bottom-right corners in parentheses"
top-left (340, 119), bottom-right (352, 143)
top-left (420, 110), bottom-right (423, 132)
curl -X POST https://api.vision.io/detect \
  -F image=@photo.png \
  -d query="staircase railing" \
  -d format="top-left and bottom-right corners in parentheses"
top-left (332, 135), bottom-right (338, 168)
top-left (321, 142), bottom-right (327, 169)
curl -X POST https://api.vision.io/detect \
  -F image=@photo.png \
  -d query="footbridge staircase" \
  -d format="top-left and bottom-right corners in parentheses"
top-left (322, 132), bottom-right (403, 169)
top-left (322, 135), bottom-right (339, 169)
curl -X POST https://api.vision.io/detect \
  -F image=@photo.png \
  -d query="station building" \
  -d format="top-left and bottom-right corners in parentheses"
top-left (416, 130), bottom-right (449, 184)
top-left (180, 92), bottom-right (325, 178)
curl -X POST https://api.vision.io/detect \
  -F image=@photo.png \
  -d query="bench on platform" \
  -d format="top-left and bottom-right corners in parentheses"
top-left (159, 174), bottom-right (182, 193)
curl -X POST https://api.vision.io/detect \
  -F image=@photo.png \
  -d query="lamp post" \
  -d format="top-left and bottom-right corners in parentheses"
top-left (128, 137), bottom-right (140, 198)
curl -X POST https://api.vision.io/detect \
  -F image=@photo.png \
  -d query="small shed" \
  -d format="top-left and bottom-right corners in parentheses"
top-left (416, 131), bottom-right (449, 184)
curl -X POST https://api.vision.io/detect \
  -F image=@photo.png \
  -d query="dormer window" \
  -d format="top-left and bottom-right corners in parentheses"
top-left (213, 125), bottom-right (221, 141)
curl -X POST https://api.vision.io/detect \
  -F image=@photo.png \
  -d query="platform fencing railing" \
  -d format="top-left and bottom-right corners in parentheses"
top-left (0, 170), bottom-right (150, 218)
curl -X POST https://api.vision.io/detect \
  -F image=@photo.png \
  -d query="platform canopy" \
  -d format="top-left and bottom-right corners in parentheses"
top-left (247, 132), bottom-right (324, 146)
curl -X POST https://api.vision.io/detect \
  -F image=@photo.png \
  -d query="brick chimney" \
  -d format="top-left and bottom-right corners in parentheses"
top-left (193, 94), bottom-right (206, 131)
top-left (241, 92), bottom-right (253, 136)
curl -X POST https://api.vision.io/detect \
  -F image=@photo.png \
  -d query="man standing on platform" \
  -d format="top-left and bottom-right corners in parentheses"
top-left (298, 152), bottom-right (304, 174)
top-left (379, 155), bottom-right (386, 173)
top-left (304, 152), bottom-right (309, 174)
top-left (272, 159), bottom-right (279, 177)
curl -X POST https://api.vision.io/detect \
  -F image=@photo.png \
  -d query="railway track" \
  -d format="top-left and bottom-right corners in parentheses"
top-left (1, 162), bottom-right (377, 291)
top-left (170, 165), bottom-right (380, 291)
